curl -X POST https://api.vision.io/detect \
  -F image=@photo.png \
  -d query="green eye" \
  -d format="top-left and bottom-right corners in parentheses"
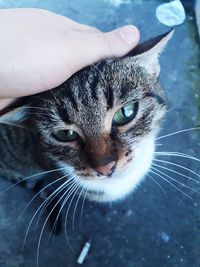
top-left (53, 130), bottom-right (78, 142)
top-left (113, 102), bottom-right (139, 126)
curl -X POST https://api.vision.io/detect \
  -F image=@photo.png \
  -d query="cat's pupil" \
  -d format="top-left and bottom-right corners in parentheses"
top-left (112, 102), bottom-right (138, 126)
top-left (53, 129), bottom-right (78, 142)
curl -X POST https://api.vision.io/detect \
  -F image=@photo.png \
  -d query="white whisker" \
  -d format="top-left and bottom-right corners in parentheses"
top-left (64, 180), bottom-right (82, 251)
top-left (152, 163), bottom-right (200, 184)
top-left (154, 151), bottom-right (200, 162)
top-left (80, 187), bottom-right (88, 227)
top-left (36, 179), bottom-right (77, 267)
top-left (147, 174), bottom-right (166, 193)
top-left (156, 127), bottom-right (200, 140)
top-left (50, 180), bottom-right (79, 234)
top-left (151, 166), bottom-right (200, 194)
top-left (18, 174), bottom-right (70, 220)
top-left (34, 96), bottom-right (54, 105)
top-left (149, 169), bottom-right (193, 200)
top-left (155, 143), bottom-right (163, 147)
top-left (3, 106), bottom-right (52, 113)
top-left (72, 185), bottom-right (85, 231)
top-left (0, 167), bottom-right (67, 197)
top-left (48, 180), bottom-right (81, 253)
top-left (36, 179), bottom-right (75, 226)
top-left (91, 63), bottom-right (108, 91)
top-left (50, 89), bottom-right (60, 106)
top-left (22, 176), bottom-right (74, 252)
top-left (153, 159), bottom-right (200, 180)
top-left (165, 105), bottom-right (179, 113)
top-left (154, 151), bottom-right (200, 161)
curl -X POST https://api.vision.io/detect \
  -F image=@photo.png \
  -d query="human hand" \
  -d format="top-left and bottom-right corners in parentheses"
top-left (0, 8), bottom-right (140, 110)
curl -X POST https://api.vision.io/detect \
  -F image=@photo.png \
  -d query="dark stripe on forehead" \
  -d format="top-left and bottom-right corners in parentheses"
top-left (93, 62), bottom-right (114, 108)
top-left (145, 92), bottom-right (166, 105)
top-left (57, 107), bottom-right (72, 124)
top-left (64, 88), bottom-right (79, 111)
top-left (119, 84), bottom-right (140, 102)
top-left (120, 85), bottom-right (129, 100)
top-left (90, 63), bottom-right (107, 101)
top-left (90, 74), bottom-right (99, 101)
top-left (104, 86), bottom-right (114, 110)
top-left (76, 69), bottom-right (94, 105)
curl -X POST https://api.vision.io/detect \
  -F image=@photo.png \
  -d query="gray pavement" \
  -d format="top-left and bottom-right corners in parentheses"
top-left (0, 1), bottom-right (199, 267)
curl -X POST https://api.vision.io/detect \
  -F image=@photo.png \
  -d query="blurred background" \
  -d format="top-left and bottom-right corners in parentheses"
top-left (0, 1), bottom-right (199, 267)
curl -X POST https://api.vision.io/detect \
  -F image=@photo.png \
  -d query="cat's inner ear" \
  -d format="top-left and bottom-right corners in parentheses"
top-left (0, 107), bottom-right (28, 127)
top-left (0, 98), bottom-right (31, 127)
top-left (126, 29), bottom-right (174, 77)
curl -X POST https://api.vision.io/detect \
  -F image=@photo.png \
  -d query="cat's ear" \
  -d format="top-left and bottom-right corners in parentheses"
top-left (0, 108), bottom-right (27, 126)
top-left (125, 29), bottom-right (174, 77)
top-left (0, 98), bottom-right (31, 127)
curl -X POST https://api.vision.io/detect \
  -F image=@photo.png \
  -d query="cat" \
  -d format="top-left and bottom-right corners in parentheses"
top-left (0, 29), bottom-right (173, 232)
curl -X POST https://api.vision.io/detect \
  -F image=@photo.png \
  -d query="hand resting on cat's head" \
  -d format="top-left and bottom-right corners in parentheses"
top-left (0, 8), bottom-right (140, 110)
top-left (1, 29), bottom-right (174, 203)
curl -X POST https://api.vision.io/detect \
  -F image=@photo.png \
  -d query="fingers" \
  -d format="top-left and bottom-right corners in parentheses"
top-left (0, 8), bottom-right (140, 103)
top-left (36, 9), bottom-right (140, 62)
top-left (102, 25), bottom-right (140, 57)
top-left (70, 25), bottom-right (140, 70)
top-left (43, 9), bottom-right (99, 33)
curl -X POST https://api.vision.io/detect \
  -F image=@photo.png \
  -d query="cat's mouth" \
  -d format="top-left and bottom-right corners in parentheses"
top-left (57, 135), bottom-right (155, 202)
top-left (77, 163), bottom-right (150, 202)
top-left (75, 150), bottom-right (134, 181)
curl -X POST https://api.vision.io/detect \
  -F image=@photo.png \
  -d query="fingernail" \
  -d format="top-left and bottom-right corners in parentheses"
top-left (118, 25), bottom-right (140, 45)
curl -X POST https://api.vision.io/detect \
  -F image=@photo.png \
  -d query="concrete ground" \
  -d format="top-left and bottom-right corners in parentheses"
top-left (0, 1), bottom-right (199, 267)
top-left (195, 0), bottom-right (200, 38)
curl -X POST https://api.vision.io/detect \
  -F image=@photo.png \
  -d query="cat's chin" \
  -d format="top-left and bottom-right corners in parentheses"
top-left (58, 135), bottom-right (155, 203)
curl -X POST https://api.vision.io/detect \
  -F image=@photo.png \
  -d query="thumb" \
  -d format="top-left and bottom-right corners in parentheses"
top-left (71, 25), bottom-right (140, 69)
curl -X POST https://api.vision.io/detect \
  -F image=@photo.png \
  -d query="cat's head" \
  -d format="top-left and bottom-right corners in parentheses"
top-left (1, 30), bottom-right (173, 202)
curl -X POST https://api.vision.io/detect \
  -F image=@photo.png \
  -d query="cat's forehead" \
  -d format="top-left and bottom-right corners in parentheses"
top-left (69, 59), bottom-right (152, 99)
top-left (37, 58), bottom-right (155, 136)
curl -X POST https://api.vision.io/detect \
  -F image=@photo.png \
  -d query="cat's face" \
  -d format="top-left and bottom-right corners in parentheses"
top-left (32, 57), bottom-right (166, 202)
top-left (1, 30), bottom-right (173, 202)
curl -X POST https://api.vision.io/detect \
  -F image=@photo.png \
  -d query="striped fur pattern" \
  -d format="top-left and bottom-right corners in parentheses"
top-left (0, 31), bottom-right (173, 202)
top-left (0, 125), bottom-right (43, 187)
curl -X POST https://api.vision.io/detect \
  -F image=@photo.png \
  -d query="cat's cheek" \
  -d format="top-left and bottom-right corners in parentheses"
top-left (152, 106), bottom-right (167, 127)
top-left (115, 150), bottom-right (134, 170)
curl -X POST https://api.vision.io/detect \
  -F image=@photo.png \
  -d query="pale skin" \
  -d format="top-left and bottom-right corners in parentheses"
top-left (0, 8), bottom-right (140, 110)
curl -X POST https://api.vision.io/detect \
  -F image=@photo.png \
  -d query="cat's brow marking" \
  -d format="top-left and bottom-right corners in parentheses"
top-left (105, 85), bottom-right (114, 110)
top-left (63, 87), bottom-right (79, 112)
top-left (57, 107), bottom-right (72, 125)
top-left (145, 92), bottom-right (165, 105)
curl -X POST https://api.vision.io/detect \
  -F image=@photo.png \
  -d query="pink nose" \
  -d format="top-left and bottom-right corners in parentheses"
top-left (95, 161), bottom-right (116, 176)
